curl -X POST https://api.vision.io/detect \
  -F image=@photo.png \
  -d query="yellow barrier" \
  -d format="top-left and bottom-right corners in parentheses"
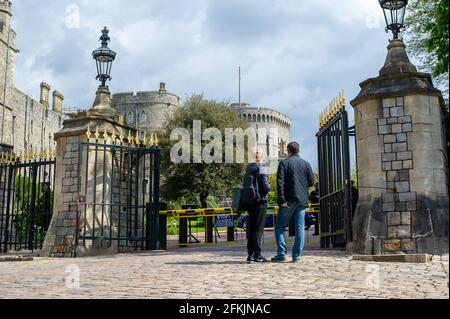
top-left (161, 204), bottom-right (321, 249)
top-left (160, 204), bottom-right (320, 217)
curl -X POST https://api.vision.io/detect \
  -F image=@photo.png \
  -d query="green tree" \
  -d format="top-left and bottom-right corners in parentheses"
top-left (268, 174), bottom-right (278, 204)
top-left (159, 95), bottom-right (249, 208)
top-left (404, 0), bottom-right (449, 100)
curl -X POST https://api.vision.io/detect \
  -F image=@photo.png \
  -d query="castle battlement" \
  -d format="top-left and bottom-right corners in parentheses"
top-left (231, 103), bottom-right (292, 127)
top-left (112, 83), bottom-right (181, 130)
top-left (0, 0), bottom-right (12, 14)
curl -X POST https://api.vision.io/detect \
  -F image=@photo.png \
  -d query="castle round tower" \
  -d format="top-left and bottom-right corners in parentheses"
top-left (112, 82), bottom-right (181, 135)
top-left (231, 103), bottom-right (291, 173)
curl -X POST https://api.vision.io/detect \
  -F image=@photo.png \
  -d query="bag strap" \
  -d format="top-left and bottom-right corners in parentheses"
top-left (254, 166), bottom-right (260, 197)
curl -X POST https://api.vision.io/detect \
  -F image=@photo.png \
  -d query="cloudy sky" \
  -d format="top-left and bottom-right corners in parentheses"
top-left (11, 0), bottom-right (392, 170)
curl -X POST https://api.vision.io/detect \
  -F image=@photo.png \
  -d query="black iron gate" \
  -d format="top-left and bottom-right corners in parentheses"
top-left (0, 152), bottom-right (55, 253)
top-left (317, 99), bottom-right (353, 249)
top-left (75, 140), bottom-right (161, 256)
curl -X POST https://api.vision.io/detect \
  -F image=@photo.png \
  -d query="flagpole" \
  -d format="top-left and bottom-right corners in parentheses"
top-left (238, 66), bottom-right (241, 107)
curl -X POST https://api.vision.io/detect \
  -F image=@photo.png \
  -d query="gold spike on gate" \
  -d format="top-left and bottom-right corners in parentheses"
top-left (111, 130), bottom-right (117, 144)
top-left (142, 132), bottom-right (148, 147)
top-left (153, 133), bottom-right (159, 147)
top-left (128, 130), bottom-right (134, 146)
top-left (103, 127), bottom-right (110, 142)
top-left (94, 126), bottom-right (100, 140)
top-left (320, 90), bottom-right (348, 129)
top-left (341, 89), bottom-right (346, 109)
top-left (119, 129), bottom-right (125, 144)
top-left (135, 130), bottom-right (141, 146)
top-left (149, 133), bottom-right (155, 147)
top-left (86, 126), bottom-right (92, 140)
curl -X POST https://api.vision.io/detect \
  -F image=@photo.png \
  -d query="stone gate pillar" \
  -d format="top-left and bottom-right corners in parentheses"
top-left (351, 39), bottom-right (449, 255)
top-left (42, 87), bottom-right (136, 257)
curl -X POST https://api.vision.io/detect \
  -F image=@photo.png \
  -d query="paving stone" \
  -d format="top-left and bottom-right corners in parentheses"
top-left (0, 244), bottom-right (447, 299)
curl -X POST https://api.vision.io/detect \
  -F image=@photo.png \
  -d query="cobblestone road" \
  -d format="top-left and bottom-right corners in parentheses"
top-left (0, 245), bottom-right (448, 299)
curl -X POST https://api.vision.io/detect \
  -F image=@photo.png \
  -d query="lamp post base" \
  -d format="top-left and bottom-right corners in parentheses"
top-left (90, 86), bottom-right (116, 118)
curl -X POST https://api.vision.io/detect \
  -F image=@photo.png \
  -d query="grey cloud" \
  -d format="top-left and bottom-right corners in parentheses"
top-left (11, 0), bottom-right (392, 168)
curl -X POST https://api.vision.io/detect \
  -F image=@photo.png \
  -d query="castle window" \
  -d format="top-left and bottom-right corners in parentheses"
top-left (127, 111), bottom-right (134, 124)
top-left (30, 120), bottom-right (34, 134)
top-left (0, 21), bottom-right (4, 33)
top-left (45, 108), bottom-right (49, 119)
top-left (262, 115), bottom-right (266, 123)
top-left (139, 111), bottom-right (147, 124)
top-left (257, 115), bottom-right (261, 122)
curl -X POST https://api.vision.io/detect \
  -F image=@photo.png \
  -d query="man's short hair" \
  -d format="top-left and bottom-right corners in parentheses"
top-left (287, 142), bottom-right (300, 155)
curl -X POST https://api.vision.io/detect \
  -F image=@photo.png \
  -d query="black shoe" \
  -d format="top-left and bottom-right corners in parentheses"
top-left (246, 255), bottom-right (254, 263)
top-left (253, 255), bottom-right (269, 263)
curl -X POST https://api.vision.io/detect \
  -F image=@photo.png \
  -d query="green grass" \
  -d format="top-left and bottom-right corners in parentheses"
top-left (167, 217), bottom-right (230, 236)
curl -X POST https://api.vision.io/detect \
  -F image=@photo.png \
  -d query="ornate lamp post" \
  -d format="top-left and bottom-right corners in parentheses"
top-left (92, 27), bottom-right (116, 87)
top-left (379, 0), bottom-right (408, 40)
top-left (90, 27), bottom-right (117, 117)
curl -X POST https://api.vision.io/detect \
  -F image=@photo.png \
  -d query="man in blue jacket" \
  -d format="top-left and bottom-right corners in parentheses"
top-left (272, 142), bottom-right (314, 263)
top-left (245, 148), bottom-right (272, 263)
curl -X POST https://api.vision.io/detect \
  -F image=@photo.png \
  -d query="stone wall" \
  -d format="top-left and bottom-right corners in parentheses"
top-left (378, 96), bottom-right (417, 252)
top-left (9, 88), bottom-right (63, 152)
top-left (42, 114), bottom-right (146, 257)
top-left (353, 94), bottom-right (449, 254)
top-left (112, 83), bottom-right (181, 132)
top-left (42, 135), bottom-right (80, 257)
top-left (0, 1), bottom-right (63, 153)
top-left (232, 103), bottom-right (291, 173)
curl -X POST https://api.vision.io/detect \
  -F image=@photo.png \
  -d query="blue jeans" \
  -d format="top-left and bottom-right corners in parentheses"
top-left (275, 203), bottom-right (306, 259)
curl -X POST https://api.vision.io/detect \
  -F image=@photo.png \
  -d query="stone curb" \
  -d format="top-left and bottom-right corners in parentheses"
top-left (352, 254), bottom-right (432, 263)
top-left (0, 256), bottom-right (34, 263)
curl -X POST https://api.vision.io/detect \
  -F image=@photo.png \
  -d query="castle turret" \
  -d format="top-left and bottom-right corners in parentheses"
top-left (0, 0), bottom-right (12, 28)
top-left (40, 82), bottom-right (51, 107)
top-left (52, 90), bottom-right (64, 113)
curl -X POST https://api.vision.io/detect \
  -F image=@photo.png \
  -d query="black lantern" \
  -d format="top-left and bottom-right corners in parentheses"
top-left (379, 0), bottom-right (408, 40)
top-left (92, 27), bottom-right (116, 87)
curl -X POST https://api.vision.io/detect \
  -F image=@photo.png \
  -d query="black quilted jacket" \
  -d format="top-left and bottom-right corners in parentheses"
top-left (277, 154), bottom-right (314, 207)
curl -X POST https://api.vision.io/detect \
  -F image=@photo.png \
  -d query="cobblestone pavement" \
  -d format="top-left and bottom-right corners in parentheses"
top-left (0, 245), bottom-right (448, 299)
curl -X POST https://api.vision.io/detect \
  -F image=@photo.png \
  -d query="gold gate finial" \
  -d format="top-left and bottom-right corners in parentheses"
top-left (94, 126), bottom-right (100, 140)
top-left (119, 128), bottom-right (125, 143)
top-left (86, 126), bottom-right (92, 140)
top-left (135, 130), bottom-right (141, 146)
top-left (103, 127), bottom-right (110, 141)
top-left (149, 133), bottom-right (155, 147)
top-left (142, 132), bottom-right (148, 147)
top-left (153, 133), bottom-right (159, 147)
top-left (128, 130), bottom-right (134, 146)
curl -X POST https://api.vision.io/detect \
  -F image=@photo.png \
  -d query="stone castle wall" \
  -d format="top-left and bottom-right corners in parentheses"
top-left (0, 1), bottom-right (63, 154)
top-left (232, 103), bottom-right (291, 157)
top-left (112, 83), bottom-right (181, 133)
